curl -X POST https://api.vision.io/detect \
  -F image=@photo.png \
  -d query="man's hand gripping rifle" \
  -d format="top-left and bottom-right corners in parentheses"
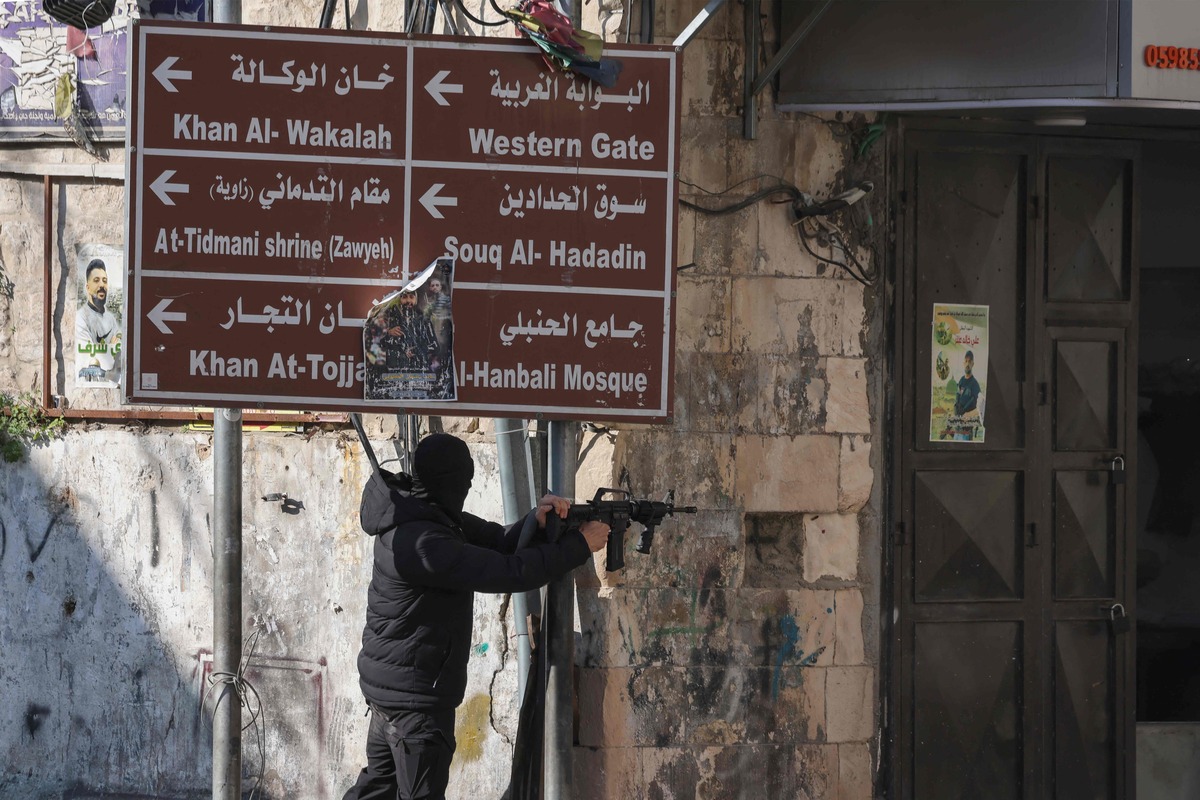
top-left (566, 488), bottom-right (697, 572)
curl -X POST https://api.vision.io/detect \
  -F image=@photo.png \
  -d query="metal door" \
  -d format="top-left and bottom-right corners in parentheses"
top-left (892, 127), bottom-right (1137, 799)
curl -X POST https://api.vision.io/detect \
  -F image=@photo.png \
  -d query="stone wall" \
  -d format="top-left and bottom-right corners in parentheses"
top-left (571, 1), bottom-right (882, 797)
top-left (0, 1), bottom-right (882, 797)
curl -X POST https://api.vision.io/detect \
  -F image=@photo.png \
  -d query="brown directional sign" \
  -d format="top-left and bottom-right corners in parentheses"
top-left (126, 20), bottom-right (680, 421)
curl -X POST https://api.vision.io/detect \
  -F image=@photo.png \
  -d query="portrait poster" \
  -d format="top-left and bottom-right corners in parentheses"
top-left (74, 243), bottom-right (124, 390)
top-left (0, 1), bottom-right (205, 140)
top-left (364, 257), bottom-right (457, 402)
top-left (929, 303), bottom-right (989, 443)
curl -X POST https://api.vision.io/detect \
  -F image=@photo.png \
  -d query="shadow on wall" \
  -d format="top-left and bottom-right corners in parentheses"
top-left (0, 431), bottom-right (213, 797)
top-left (0, 430), bottom-right (357, 799)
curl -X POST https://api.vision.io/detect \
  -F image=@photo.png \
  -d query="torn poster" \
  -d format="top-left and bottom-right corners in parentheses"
top-left (364, 257), bottom-right (457, 402)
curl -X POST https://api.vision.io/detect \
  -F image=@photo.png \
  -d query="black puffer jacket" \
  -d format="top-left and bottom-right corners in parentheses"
top-left (356, 469), bottom-right (592, 712)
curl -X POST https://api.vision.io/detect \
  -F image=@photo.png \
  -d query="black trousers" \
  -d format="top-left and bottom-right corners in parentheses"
top-left (342, 706), bottom-right (456, 800)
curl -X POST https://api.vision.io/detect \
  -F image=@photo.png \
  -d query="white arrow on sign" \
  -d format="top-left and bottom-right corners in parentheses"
top-left (419, 183), bottom-right (458, 219)
top-left (150, 170), bottom-right (189, 206)
top-left (153, 56), bottom-right (192, 93)
top-left (425, 70), bottom-right (463, 106)
top-left (148, 298), bottom-right (187, 335)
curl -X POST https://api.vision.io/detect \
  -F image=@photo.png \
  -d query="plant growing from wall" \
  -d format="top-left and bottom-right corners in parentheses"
top-left (0, 392), bottom-right (65, 462)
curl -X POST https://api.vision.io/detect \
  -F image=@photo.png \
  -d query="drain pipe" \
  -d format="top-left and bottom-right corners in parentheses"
top-left (544, 420), bottom-right (578, 799)
top-left (494, 418), bottom-right (540, 699)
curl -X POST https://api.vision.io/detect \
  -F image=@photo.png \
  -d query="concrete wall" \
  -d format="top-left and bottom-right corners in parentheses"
top-left (0, 1), bottom-right (882, 797)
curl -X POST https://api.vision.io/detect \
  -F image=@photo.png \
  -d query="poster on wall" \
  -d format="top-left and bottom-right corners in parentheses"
top-left (0, 1), bottom-right (204, 140)
top-left (74, 244), bottom-right (124, 390)
top-left (364, 257), bottom-right (457, 402)
top-left (929, 303), bottom-right (988, 443)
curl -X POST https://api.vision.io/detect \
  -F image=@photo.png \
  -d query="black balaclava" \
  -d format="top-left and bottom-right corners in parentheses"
top-left (412, 433), bottom-right (474, 522)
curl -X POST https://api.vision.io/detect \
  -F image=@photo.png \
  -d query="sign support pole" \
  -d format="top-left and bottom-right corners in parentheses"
top-left (544, 420), bottom-right (578, 800)
top-left (209, 7), bottom-right (242, 800)
top-left (212, 407), bottom-right (243, 800)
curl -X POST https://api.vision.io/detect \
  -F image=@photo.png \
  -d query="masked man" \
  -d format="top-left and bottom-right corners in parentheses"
top-left (342, 433), bottom-right (608, 800)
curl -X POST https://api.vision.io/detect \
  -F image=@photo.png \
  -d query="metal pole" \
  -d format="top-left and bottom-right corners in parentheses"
top-left (209, 8), bottom-right (241, 800)
top-left (212, 1), bottom-right (240, 24)
top-left (743, 0), bottom-right (759, 140)
top-left (544, 420), bottom-right (577, 799)
top-left (212, 409), bottom-right (243, 800)
top-left (495, 419), bottom-right (540, 699)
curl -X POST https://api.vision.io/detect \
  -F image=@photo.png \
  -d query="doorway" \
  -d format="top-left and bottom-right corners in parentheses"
top-left (891, 125), bottom-right (1138, 799)
top-left (1133, 140), bottom-right (1200, 799)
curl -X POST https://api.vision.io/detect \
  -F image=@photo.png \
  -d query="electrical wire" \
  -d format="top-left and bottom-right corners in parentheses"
top-left (795, 215), bottom-right (878, 287)
top-left (677, 176), bottom-right (878, 286)
top-left (455, 0), bottom-right (508, 27)
top-left (678, 175), bottom-right (802, 216)
top-left (202, 628), bottom-right (269, 800)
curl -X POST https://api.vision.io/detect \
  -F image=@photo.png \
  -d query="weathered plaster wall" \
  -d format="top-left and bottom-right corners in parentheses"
top-left (0, 1), bottom-right (881, 798)
top-left (0, 424), bottom-right (524, 798)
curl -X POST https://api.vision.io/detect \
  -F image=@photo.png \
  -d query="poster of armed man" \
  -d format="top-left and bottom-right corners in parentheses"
top-left (74, 244), bottom-right (125, 391)
top-left (929, 303), bottom-right (989, 443)
top-left (364, 258), bottom-right (456, 402)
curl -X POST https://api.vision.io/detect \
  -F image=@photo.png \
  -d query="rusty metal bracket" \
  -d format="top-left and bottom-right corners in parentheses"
top-left (744, 0), bottom-right (834, 139)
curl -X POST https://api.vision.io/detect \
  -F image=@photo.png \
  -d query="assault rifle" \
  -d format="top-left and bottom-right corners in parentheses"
top-left (562, 488), bottom-right (697, 572)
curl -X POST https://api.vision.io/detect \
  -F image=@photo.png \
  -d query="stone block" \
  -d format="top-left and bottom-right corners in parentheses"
top-left (735, 434), bottom-right (839, 513)
top-left (574, 745), bottom-right (643, 800)
top-left (755, 200), bottom-right (825, 278)
top-left (840, 281), bottom-right (867, 357)
top-left (680, 38), bottom-right (741, 119)
top-left (691, 203), bottom-right (755, 276)
top-left (581, 0), bottom-right (627, 42)
top-left (696, 744), bottom-right (839, 800)
top-left (743, 512), bottom-right (805, 589)
top-left (825, 666), bottom-right (876, 743)
top-left (834, 589), bottom-right (865, 666)
top-left (642, 747), bottom-right (703, 800)
top-left (728, 589), bottom-right (836, 670)
top-left (578, 587), bottom-right (723, 669)
top-left (727, 119), bottom-right (800, 191)
top-left (576, 426), bottom-right (617, 503)
top-left (839, 435), bottom-right (873, 512)
top-left (679, 117), bottom-right (733, 209)
top-left (684, 666), bottom-right (750, 745)
top-left (824, 358), bottom-right (871, 434)
top-left (736, 354), bottom-right (825, 435)
top-left (675, 275), bottom-right (732, 353)
top-left (803, 513), bottom-right (860, 582)
top-left (629, 666), bottom-right (691, 746)
top-left (731, 276), bottom-right (851, 357)
top-left (743, 665), bottom-right (827, 743)
top-left (671, 352), bottom-right (742, 434)
top-left (605, 509), bottom-right (743, 592)
top-left (677, 206), bottom-right (697, 270)
top-left (649, 0), bottom-right (733, 40)
top-left (838, 742), bottom-right (875, 800)
top-left (616, 430), bottom-right (735, 510)
top-left (578, 666), bottom-right (688, 748)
